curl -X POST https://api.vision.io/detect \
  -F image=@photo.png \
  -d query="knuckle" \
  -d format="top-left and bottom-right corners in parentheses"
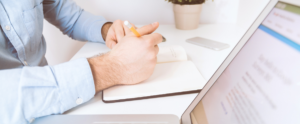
top-left (154, 33), bottom-right (162, 37)
top-left (151, 59), bottom-right (157, 67)
top-left (148, 38), bottom-right (155, 44)
top-left (144, 39), bottom-right (153, 46)
top-left (147, 52), bottom-right (156, 60)
top-left (116, 30), bottom-right (124, 35)
top-left (114, 19), bottom-right (122, 23)
top-left (148, 62), bottom-right (156, 70)
top-left (142, 43), bottom-right (150, 49)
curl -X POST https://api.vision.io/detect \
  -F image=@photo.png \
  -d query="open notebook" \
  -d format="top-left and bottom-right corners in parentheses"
top-left (103, 46), bottom-right (207, 103)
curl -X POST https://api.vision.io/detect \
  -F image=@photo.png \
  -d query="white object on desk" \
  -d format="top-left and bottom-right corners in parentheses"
top-left (186, 37), bottom-right (230, 51)
top-left (157, 46), bottom-right (187, 63)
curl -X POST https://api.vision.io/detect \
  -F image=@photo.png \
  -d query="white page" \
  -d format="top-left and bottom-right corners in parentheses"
top-left (77, 45), bottom-right (187, 63)
top-left (157, 45), bottom-right (187, 63)
top-left (103, 61), bottom-right (206, 101)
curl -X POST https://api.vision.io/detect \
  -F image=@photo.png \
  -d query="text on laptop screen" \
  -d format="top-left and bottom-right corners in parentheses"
top-left (191, 2), bottom-right (300, 124)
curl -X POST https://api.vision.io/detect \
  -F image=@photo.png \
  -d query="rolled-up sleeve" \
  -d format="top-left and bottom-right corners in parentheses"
top-left (43, 0), bottom-right (107, 43)
top-left (0, 58), bottom-right (95, 124)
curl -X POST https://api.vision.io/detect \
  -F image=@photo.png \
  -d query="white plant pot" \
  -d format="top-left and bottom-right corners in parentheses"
top-left (173, 4), bottom-right (202, 30)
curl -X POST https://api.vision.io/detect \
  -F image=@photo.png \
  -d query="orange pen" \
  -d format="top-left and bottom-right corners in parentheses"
top-left (124, 20), bottom-right (166, 42)
top-left (124, 20), bottom-right (141, 37)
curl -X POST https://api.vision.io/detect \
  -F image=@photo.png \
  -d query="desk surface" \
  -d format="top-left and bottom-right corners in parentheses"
top-left (65, 24), bottom-right (249, 118)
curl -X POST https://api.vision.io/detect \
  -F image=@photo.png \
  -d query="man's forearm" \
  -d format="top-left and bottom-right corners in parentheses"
top-left (88, 54), bottom-right (123, 93)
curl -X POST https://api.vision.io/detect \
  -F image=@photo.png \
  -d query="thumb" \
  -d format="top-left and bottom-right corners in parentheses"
top-left (135, 22), bottom-right (159, 36)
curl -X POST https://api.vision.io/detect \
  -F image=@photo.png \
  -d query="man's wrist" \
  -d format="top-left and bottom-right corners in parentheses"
top-left (101, 22), bottom-right (113, 41)
top-left (87, 54), bottom-right (120, 93)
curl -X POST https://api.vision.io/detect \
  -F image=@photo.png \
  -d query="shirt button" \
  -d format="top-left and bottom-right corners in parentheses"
top-left (24, 61), bottom-right (28, 66)
top-left (29, 118), bottom-right (35, 123)
top-left (76, 98), bottom-right (83, 105)
top-left (5, 25), bottom-right (10, 31)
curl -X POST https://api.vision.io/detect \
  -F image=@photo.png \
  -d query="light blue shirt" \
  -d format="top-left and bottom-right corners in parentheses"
top-left (0, 0), bottom-right (107, 123)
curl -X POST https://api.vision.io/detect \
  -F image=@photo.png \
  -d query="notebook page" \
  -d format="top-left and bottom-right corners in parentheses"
top-left (103, 61), bottom-right (206, 101)
top-left (157, 46), bottom-right (187, 63)
top-left (74, 45), bottom-right (187, 64)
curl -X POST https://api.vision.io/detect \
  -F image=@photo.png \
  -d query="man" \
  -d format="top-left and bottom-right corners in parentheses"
top-left (0, 0), bottom-right (162, 123)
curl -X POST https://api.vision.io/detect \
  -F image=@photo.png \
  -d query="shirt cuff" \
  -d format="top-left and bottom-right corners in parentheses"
top-left (51, 58), bottom-right (95, 112)
top-left (72, 11), bottom-right (108, 43)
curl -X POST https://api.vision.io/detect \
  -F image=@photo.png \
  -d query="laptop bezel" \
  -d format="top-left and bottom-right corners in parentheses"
top-left (180, 0), bottom-right (284, 123)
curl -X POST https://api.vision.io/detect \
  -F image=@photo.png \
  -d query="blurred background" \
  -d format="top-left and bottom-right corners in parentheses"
top-left (44, 0), bottom-right (269, 65)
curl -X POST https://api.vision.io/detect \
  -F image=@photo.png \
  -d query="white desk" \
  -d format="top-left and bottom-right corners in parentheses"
top-left (65, 24), bottom-right (249, 118)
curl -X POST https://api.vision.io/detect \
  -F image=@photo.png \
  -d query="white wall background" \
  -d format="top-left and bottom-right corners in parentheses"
top-left (44, 0), bottom-right (269, 65)
top-left (71, 0), bottom-right (240, 24)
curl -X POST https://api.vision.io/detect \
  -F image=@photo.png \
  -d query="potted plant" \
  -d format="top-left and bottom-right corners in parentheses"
top-left (166, 0), bottom-right (205, 30)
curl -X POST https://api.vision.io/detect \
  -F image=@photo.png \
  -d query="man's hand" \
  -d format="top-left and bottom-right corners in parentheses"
top-left (89, 22), bottom-right (162, 93)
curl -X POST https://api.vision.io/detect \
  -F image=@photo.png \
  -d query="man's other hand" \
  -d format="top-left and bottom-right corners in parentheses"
top-left (104, 20), bottom-right (133, 49)
top-left (104, 20), bottom-right (159, 49)
top-left (89, 22), bottom-right (162, 93)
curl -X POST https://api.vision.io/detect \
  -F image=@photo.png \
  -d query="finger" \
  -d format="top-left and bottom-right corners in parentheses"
top-left (106, 41), bottom-right (112, 49)
top-left (105, 39), bottom-right (111, 49)
top-left (123, 23), bottom-right (131, 35)
top-left (105, 30), bottom-right (117, 48)
top-left (132, 24), bottom-right (137, 29)
top-left (106, 40), bottom-right (117, 49)
top-left (114, 20), bottom-right (126, 42)
top-left (134, 22), bottom-right (159, 36)
top-left (123, 22), bottom-right (137, 35)
top-left (143, 33), bottom-right (163, 46)
top-left (111, 42), bottom-right (117, 48)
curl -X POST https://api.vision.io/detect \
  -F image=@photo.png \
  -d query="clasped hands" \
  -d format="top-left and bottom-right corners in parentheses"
top-left (88, 20), bottom-right (162, 93)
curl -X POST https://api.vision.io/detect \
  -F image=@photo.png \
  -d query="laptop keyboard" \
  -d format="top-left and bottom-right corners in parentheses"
top-left (93, 122), bottom-right (168, 124)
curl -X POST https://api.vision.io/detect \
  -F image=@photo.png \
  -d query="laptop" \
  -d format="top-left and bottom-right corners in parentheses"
top-left (33, 0), bottom-right (300, 123)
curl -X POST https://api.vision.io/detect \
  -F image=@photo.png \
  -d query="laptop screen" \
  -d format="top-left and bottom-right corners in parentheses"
top-left (191, 2), bottom-right (300, 124)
